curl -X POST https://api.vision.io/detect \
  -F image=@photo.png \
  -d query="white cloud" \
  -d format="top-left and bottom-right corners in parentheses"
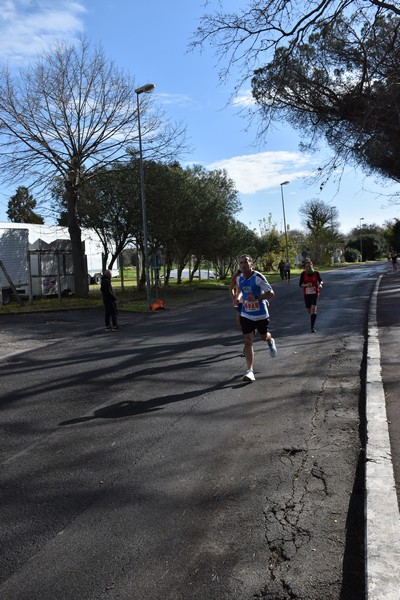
top-left (231, 89), bottom-right (255, 107)
top-left (207, 151), bottom-right (316, 194)
top-left (0, 1), bottom-right (86, 64)
top-left (157, 92), bottom-right (201, 110)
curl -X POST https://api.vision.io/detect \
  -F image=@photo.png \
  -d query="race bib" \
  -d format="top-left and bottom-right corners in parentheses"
top-left (244, 300), bottom-right (260, 312)
top-left (305, 286), bottom-right (316, 295)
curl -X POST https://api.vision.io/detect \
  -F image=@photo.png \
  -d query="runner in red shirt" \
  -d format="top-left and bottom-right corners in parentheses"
top-left (299, 259), bottom-right (323, 333)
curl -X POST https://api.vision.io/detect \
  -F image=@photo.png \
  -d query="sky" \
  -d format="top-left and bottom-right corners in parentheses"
top-left (0, 0), bottom-right (399, 235)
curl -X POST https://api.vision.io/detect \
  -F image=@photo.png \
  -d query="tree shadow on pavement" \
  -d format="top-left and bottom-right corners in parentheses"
top-left (59, 376), bottom-right (246, 426)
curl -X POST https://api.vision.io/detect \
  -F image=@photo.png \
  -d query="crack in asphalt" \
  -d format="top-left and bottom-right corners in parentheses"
top-left (257, 337), bottom-right (353, 599)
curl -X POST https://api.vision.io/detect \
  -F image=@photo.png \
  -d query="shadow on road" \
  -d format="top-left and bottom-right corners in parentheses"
top-left (59, 375), bottom-right (247, 426)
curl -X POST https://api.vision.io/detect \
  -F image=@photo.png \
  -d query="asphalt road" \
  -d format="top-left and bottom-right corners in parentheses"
top-left (0, 263), bottom-right (387, 600)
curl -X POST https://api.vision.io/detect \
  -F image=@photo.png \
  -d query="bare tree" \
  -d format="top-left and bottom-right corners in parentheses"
top-left (251, 11), bottom-right (400, 181)
top-left (192, 0), bottom-right (399, 87)
top-left (192, 1), bottom-right (400, 188)
top-left (0, 37), bottom-right (186, 296)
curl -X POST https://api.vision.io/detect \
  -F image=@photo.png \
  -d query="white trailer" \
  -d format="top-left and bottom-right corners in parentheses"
top-left (0, 223), bottom-right (119, 302)
top-left (29, 238), bottom-right (75, 297)
top-left (0, 227), bottom-right (30, 304)
top-left (0, 223), bottom-right (118, 277)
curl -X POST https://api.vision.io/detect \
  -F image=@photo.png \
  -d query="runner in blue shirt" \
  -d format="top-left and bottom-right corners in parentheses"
top-left (233, 254), bottom-right (277, 382)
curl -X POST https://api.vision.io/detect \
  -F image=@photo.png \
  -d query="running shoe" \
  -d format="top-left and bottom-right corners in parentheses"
top-left (243, 369), bottom-right (255, 382)
top-left (268, 337), bottom-right (277, 357)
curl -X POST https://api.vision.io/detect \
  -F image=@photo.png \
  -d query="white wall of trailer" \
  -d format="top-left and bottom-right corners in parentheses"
top-left (0, 227), bottom-right (30, 288)
top-left (0, 227), bottom-right (31, 304)
top-left (0, 223), bottom-right (118, 279)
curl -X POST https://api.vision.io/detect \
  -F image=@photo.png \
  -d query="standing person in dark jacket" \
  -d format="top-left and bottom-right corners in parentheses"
top-left (100, 270), bottom-right (118, 331)
top-left (283, 260), bottom-right (291, 282)
top-left (278, 259), bottom-right (285, 281)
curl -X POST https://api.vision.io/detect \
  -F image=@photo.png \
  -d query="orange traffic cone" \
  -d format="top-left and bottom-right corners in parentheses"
top-left (150, 299), bottom-right (165, 311)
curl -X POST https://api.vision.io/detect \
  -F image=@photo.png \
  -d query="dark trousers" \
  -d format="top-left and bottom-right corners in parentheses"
top-left (104, 300), bottom-right (117, 327)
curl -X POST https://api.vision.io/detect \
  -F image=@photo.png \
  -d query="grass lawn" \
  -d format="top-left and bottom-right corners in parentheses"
top-left (0, 266), bottom-right (335, 315)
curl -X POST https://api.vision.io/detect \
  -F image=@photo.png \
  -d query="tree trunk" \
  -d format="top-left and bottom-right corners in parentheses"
top-left (66, 185), bottom-right (89, 298)
top-left (189, 258), bottom-right (201, 282)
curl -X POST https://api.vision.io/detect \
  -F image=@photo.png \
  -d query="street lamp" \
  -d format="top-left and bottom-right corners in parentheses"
top-left (280, 181), bottom-right (290, 262)
top-left (135, 83), bottom-right (155, 309)
top-left (330, 206), bottom-right (336, 231)
top-left (330, 206), bottom-right (336, 264)
top-left (360, 217), bottom-right (365, 262)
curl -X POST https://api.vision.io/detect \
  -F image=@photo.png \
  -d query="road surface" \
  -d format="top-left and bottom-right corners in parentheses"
top-left (0, 263), bottom-right (386, 599)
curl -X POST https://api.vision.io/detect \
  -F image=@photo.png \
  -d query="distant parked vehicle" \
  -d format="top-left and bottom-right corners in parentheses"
top-left (166, 269), bottom-right (217, 280)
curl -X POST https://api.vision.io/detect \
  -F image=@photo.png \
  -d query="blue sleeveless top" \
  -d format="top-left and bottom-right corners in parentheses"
top-left (238, 270), bottom-right (272, 321)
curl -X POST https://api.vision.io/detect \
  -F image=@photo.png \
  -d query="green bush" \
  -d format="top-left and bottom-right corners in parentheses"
top-left (344, 247), bottom-right (361, 262)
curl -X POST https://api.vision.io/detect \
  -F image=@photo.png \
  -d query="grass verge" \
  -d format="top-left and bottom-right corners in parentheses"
top-left (0, 265), bottom-right (343, 315)
top-left (0, 280), bottom-right (231, 314)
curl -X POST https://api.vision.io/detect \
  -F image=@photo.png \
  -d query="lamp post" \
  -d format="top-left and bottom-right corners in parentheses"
top-left (280, 181), bottom-right (290, 262)
top-left (330, 206), bottom-right (336, 231)
top-left (330, 206), bottom-right (336, 264)
top-left (360, 217), bottom-right (364, 262)
top-left (135, 83), bottom-right (155, 309)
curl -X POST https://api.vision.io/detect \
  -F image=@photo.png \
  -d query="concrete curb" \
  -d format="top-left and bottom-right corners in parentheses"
top-left (365, 275), bottom-right (400, 599)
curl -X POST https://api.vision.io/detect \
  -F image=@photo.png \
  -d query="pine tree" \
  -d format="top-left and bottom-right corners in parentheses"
top-left (7, 186), bottom-right (44, 223)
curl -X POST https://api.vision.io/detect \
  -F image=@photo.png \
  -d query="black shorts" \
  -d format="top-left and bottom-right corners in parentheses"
top-left (240, 316), bottom-right (270, 335)
top-left (304, 294), bottom-right (318, 308)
